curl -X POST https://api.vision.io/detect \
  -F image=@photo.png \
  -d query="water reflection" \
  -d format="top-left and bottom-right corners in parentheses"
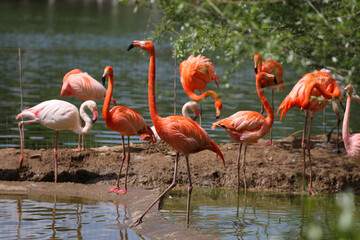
top-left (161, 188), bottom-right (360, 239)
top-left (0, 193), bottom-right (148, 240)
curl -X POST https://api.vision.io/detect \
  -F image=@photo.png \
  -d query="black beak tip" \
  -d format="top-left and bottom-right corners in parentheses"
top-left (92, 119), bottom-right (97, 124)
top-left (254, 67), bottom-right (258, 74)
top-left (216, 115), bottom-right (220, 119)
top-left (274, 77), bottom-right (278, 85)
top-left (102, 76), bottom-right (105, 86)
top-left (127, 43), bottom-right (134, 51)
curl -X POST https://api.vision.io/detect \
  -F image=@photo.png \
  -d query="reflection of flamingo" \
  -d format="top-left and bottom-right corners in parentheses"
top-left (342, 85), bottom-right (360, 161)
top-left (16, 100), bottom-right (98, 183)
top-left (277, 71), bottom-right (340, 194)
top-left (102, 66), bottom-right (155, 195)
top-left (61, 69), bottom-right (116, 151)
top-left (179, 54), bottom-right (223, 125)
top-left (212, 72), bottom-right (275, 196)
top-left (254, 53), bottom-right (284, 145)
top-left (128, 40), bottom-right (225, 227)
top-left (140, 101), bottom-right (199, 141)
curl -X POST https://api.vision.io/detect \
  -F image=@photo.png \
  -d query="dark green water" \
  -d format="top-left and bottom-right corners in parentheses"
top-left (161, 188), bottom-right (360, 239)
top-left (0, 0), bottom-right (359, 150)
top-left (0, 193), bottom-right (148, 240)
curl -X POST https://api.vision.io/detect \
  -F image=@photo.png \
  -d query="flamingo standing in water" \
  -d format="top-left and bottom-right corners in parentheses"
top-left (128, 40), bottom-right (225, 227)
top-left (140, 101), bottom-right (199, 141)
top-left (277, 71), bottom-right (340, 194)
top-left (179, 54), bottom-right (223, 125)
top-left (342, 85), bottom-right (360, 161)
top-left (254, 53), bottom-right (284, 145)
top-left (212, 72), bottom-right (275, 196)
top-left (102, 66), bottom-right (155, 195)
top-left (60, 69), bottom-right (116, 150)
top-left (16, 100), bottom-right (99, 183)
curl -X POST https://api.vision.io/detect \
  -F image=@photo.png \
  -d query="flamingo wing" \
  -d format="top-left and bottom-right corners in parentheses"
top-left (66, 72), bottom-right (106, 101)
top-left (262, 58), bottom-right (284, 92)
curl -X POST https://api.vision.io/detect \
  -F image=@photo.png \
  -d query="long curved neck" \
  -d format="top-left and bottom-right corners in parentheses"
top-left (256, 78), bottom-right (274, 124)
top-left (182, 102), bottom-right (191, 118)
top-left (342, 94), bottom-right (351, 149)
top-left (75, 103), bottom-right (93, 135)
top-left (103, 73), bottom-right (113, 121)
top-left (147, 48), bottom-right (160, 122)
top-left (302, 82), bottom-right (339, 108)
top-left (187, 90), bottom-right (219, 101)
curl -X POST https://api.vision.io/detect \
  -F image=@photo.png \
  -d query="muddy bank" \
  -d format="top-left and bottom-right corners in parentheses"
top-left (1, 134), bottom-right (359, 194)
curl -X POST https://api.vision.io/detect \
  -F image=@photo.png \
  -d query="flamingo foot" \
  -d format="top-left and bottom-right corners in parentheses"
top-left (130, 217), bottom-right (143, 228)
top-left (264, 141), bottom-right (274, 147)
top-left (72, 147), bottom-right (82, 152)
top-left (108, 187), bottom-right (119, 193)
top-left (116, 189), bottom-right (127, 194)
top-left (309, 188), bottom-right (315, 196)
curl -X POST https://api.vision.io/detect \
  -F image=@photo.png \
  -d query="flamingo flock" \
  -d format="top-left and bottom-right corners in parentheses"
top-left (15, 40), bottom-right (359, 227)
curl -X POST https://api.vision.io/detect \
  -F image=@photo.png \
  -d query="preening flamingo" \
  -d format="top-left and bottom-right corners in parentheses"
top-left (102, 66), bottom-right (155, 195)
top-left (16, 100), bottom-right (98, 183)
top-left (179, 54), bottom-right (223, 125)
top-left (140, 101), bottom-right (199, 141)
top-left (277, 71), bottom-right (340, 194)
top-left (212, 72), bottom-right (275, 196)
top-left (254, 53), bottom-right (284, 145)
top-left (61, 69), bottom-right (117, 151)
top-left (342, 85), bottom-right (360, 161)
top-left (128, 40), bottom-right (225, 227)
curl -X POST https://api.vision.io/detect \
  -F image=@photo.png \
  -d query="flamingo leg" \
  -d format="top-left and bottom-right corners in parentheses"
top-left (54, 131), bottom-right (59, 183)
top-left (237, 143), bottom-right (242, 195)
top-left (301, 112), bottom-right (309, 192)
top-left (199, 102), bottom-right (202, 126)
top-left (260, 105), bottom-right (264, 115)
top-left (185, 155), bottom-right (193, 226)
top-left (109, 135), bottom-right (126, 193)
top-left (307, 115), bottom-right (315, 195)
top-left (18, 120), bottom-right (37, 168)
top-left (130, 152), bottom-right (179, 228)
top-left (264, 90), bottom-right (274, 146)
top-left (242, 144), bottom-right (248, 198)
top-left (74, 117), bottom-right (85, 151)
top-left (117, 136), bottom-right (131, 195)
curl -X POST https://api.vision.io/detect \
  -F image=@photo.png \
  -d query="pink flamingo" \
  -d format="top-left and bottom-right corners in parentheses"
top-left (254, 53), bottom-right (284, 145)
top-left (179, 54), bottom-right (223, 125)
top-left (212, 72), bottom-right (275, 196)
top-left (16, 100), bottom-right (99, 183)
top-left (140, 101), bottom-right (199, 141)
top-left (128, 40), bottom-right (225, 227)
top-left (277, 71), bottom-right (340, 194)
top-left (60, 69), bottom-right (116, 151)
top-left (102, 66), bottom-right (155, 195)
top-left (342, 85), bottom-right (360, 161)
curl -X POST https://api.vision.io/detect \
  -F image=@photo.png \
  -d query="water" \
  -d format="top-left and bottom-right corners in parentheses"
top-left (1, 0), bottom-right (359, 149)
top-left (0, 193), bottom-right (148, 240)
top-left (161, 188), bottom-right (360, 239)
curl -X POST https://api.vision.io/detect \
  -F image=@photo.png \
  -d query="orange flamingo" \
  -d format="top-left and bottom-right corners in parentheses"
top-left (16, 100), bottom-right (98, 183)
top-left (277, 71), bottom-right (340, 195)
top-left (128, 40), bottom-right (225, 227)
top-left (212, 72), bottom-right (275, 196)
top-left (342, 85), bottom-right (360, 161)
top-left (61, 69), bottom-right (117, 151)
top-left (179, 54), bottom-right (223, 125)
top-left (254, 53), bottom-right (284, 145)
top-left (102, 66), bottom-right (155, 195)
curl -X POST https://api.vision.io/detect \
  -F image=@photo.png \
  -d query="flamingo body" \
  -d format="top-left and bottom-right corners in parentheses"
top-left (254, 53), bottom-right (284, 92)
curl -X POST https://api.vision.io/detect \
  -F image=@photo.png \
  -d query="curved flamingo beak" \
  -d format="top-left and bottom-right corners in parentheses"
top-left (102, 76), bottom-right (106, 86)
top-left (92, 108), bottom-right (99, 123)
top-left (127, 43), bottom-right (135, 51)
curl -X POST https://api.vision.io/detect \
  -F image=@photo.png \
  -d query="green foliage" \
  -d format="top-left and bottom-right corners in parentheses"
top-left (129, 0), bottom-right (360, 85)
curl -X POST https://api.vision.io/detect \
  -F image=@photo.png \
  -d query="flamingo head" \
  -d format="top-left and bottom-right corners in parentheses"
top-left (127, 40), bottom-right (154, 52)
top-left (215, 99), bottom-right (223, 119)
top-left (140, 133), bottom-right (152, 141)
top-left (254, 53), bottom-right (262, 74)
top-left (84, 100), bottom-right (99, 123)
top-left (188, 101), bottom-right (199, 120)
top-left (102, 66), bottom-right (113, 86)
top-left (344, 84), bottom-right (354, 97)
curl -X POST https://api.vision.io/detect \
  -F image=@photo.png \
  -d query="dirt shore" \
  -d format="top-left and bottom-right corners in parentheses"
top-left (1, 134), bottom-right (360, 238)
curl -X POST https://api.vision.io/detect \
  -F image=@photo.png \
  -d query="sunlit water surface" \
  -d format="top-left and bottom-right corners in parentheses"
top-left (161, 188), bottom-right (360, 239)
top-left (0, 193), bottom-right (148, 240)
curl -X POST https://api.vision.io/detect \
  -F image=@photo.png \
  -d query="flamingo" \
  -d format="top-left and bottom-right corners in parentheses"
top-left (102, 66), bottom-right (155, 195)
top-left (212, 72), bottom-right (275, 196)
top-left (140, 101), bottom-right (199, 141)
top-left (254, 53), bottom-right (284, 146)
top-left (179, 54), bottom-right (223, 125)
top-left (127, 40), bottom-right (225, 227)
top-left (342, 85), bottom-right (360, 161)
top-left (60, 69), bottom-right (117, 151)
top-left (277, 70), bottom-right (340, 194)
top-left (16, 100), bottom-right (99, 183)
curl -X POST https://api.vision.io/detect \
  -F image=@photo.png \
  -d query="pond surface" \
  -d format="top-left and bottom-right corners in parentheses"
top-left (0, 193), bottom-right (148, 240)
top-left (1, 0), bottom-right (359, 150)
top-left (161, 188), bottom-right (360, 239)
